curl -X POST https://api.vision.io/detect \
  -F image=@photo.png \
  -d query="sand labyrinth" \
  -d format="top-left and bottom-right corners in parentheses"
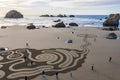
top-left (0, 34), bottom-right (96, 80)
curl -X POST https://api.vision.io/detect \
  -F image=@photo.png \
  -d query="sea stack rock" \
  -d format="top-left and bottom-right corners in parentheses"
top-left (5, 10), bottom-right (23, 18)
top-left (53, 22), bottom-right (66, 28)
top-left (103, 14), bottom-right (120, 27)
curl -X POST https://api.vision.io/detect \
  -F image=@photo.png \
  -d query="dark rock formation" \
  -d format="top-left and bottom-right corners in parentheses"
top-left (40, 14), bottom-right (55, 17)
top-left (103, 14), bottom-right (120, 27)
top-left (40, 14), bottom-right (49, 17)
top-left (53, 19), bottom-right (61, 22)
top-left (5, 10), bottom-right (23, 18)
top-left (69, 15), bottom-right (75, 17)
top-left (106, 33), bottom-right (117, 39)
top-left (27, 23), bottom-right (36, 29)
top-left (53, 22), bottom-right (66, 28)
top-left (69, 22), bottom-right (78, 26)
top-left (57, 14), bottom-right (67, 17)
top-left (1, 26), bottom-right (7, 29)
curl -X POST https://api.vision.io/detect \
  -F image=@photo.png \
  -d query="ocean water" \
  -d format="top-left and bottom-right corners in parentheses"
top-left (0, 15), bottom-right (119, 27)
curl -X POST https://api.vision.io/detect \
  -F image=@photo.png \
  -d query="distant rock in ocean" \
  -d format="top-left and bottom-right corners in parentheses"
top-left (69, 15), bottom-right (75, 17)
top-left (69, 22), bottom-right (78, 26)
top-left (40, 14), bottom-right (55, 17)
top-left (103, 14), bottom-right (120, 27)
top-left (5, 10), bottom-right (23, 18)
top-left (52, 22), bottom-right (66, 28)
top-left (57, 14), bottom-right (67, 17)
top-left (53, 19), bottom-right (61, 22)
top-left (40, 14), bottom-right (68, 17)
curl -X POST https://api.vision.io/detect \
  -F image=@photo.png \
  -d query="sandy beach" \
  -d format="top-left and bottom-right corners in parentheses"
top-left (0, 26), bottom-right (120, 80)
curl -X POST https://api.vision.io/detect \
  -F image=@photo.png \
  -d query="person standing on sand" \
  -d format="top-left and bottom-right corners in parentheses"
top-left (41, 71), bottom-right (45, 78)
top-left (26, 43), bottom-right (29, 48)
top-left (91, 64), bottom-right (94, 71)
top-left (55, 72), bottom-right (59, 80)
top-left (70, 72), bottom-right (73, 78)
top-left (109, 57), bottom-right (112, 62)
top-left (25, 76), bottom-right (28, 80)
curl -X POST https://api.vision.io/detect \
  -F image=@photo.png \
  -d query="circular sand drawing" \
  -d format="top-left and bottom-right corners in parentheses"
top-left (0, 34), bottom-right (96, 80)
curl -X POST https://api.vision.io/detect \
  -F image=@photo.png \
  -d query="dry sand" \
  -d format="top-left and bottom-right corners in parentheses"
top-left (0, 26), bottom-right (120, 80)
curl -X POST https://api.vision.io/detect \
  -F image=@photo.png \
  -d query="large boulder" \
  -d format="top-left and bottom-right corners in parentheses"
top-left (27, 23), bottom-right (36, 29)
top-left (53, 22), bottom-right (66, 28)
top-left (103, 14), bottom-right (120, 27)
top-left (106, 33), bottom-right (117, 39)
top-left (5, 10), bottom-right (23, 18)
top-left (69, 22), bottom-right (78, 26)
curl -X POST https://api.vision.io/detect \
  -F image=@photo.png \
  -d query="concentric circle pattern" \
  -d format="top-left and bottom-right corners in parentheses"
top-left (0, 34), bottom-right (96, 80)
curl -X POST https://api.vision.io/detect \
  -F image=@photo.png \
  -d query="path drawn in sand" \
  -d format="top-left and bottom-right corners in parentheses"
top-left (0, 34), bottom-right (97, 80)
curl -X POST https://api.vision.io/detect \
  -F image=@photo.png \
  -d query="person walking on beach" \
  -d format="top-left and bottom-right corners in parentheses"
top-left (91, 64), bottom-right (94, 71)
top-left (41, 71), bottom-right (45, 78)
top-left (55, 72), bottom-right (59, 80)
top-left (109, 57), bottom-right (112, 62)
top-left (25, 76), bottom-right (28, 80)
top-left (26, 43), bottom-right (29, 48)
top-left (70, 72), bottom-right (73, 78)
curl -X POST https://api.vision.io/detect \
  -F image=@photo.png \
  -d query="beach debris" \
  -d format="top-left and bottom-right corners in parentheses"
top-left (5, 10), bottom-right (23, 18)
top-left (71, 31), bottom-right (74, 34)
top-left (103, 14), bottom-right (120, 30)
top-left (106, 33), bottom-right (117, 39)
top-left (0, 47), bottom-right (9, 52)
top-left (53, 22), bottom-right (66, 28)
top-left (65, 40), bottom-right (73, 43)
top-left (57, 37), bottom-right (60, 39)
top-left (69, 22), bottom-right (78, 26)
top-left (26, 23), bottom-right (36, 29)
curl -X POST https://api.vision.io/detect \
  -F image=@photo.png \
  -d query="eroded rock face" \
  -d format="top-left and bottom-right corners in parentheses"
top-left (103, 14), bottom-right (120, 27)
top-left (5, 10), bottom-right (23, 18)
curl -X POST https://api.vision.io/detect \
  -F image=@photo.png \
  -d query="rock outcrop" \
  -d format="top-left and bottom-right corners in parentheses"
top-left (52, 22), bottom-right (66, 28)
top-left (27, 23), bottom-right (36, 29)
top-left (103, 14), bottom-right (120, 27)
top-left (69, 22), bottom-right (78, 26)
top-left (5, 10), bottom-right (23, 18)
top-left (106, 33), bottom-right (117, 39)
